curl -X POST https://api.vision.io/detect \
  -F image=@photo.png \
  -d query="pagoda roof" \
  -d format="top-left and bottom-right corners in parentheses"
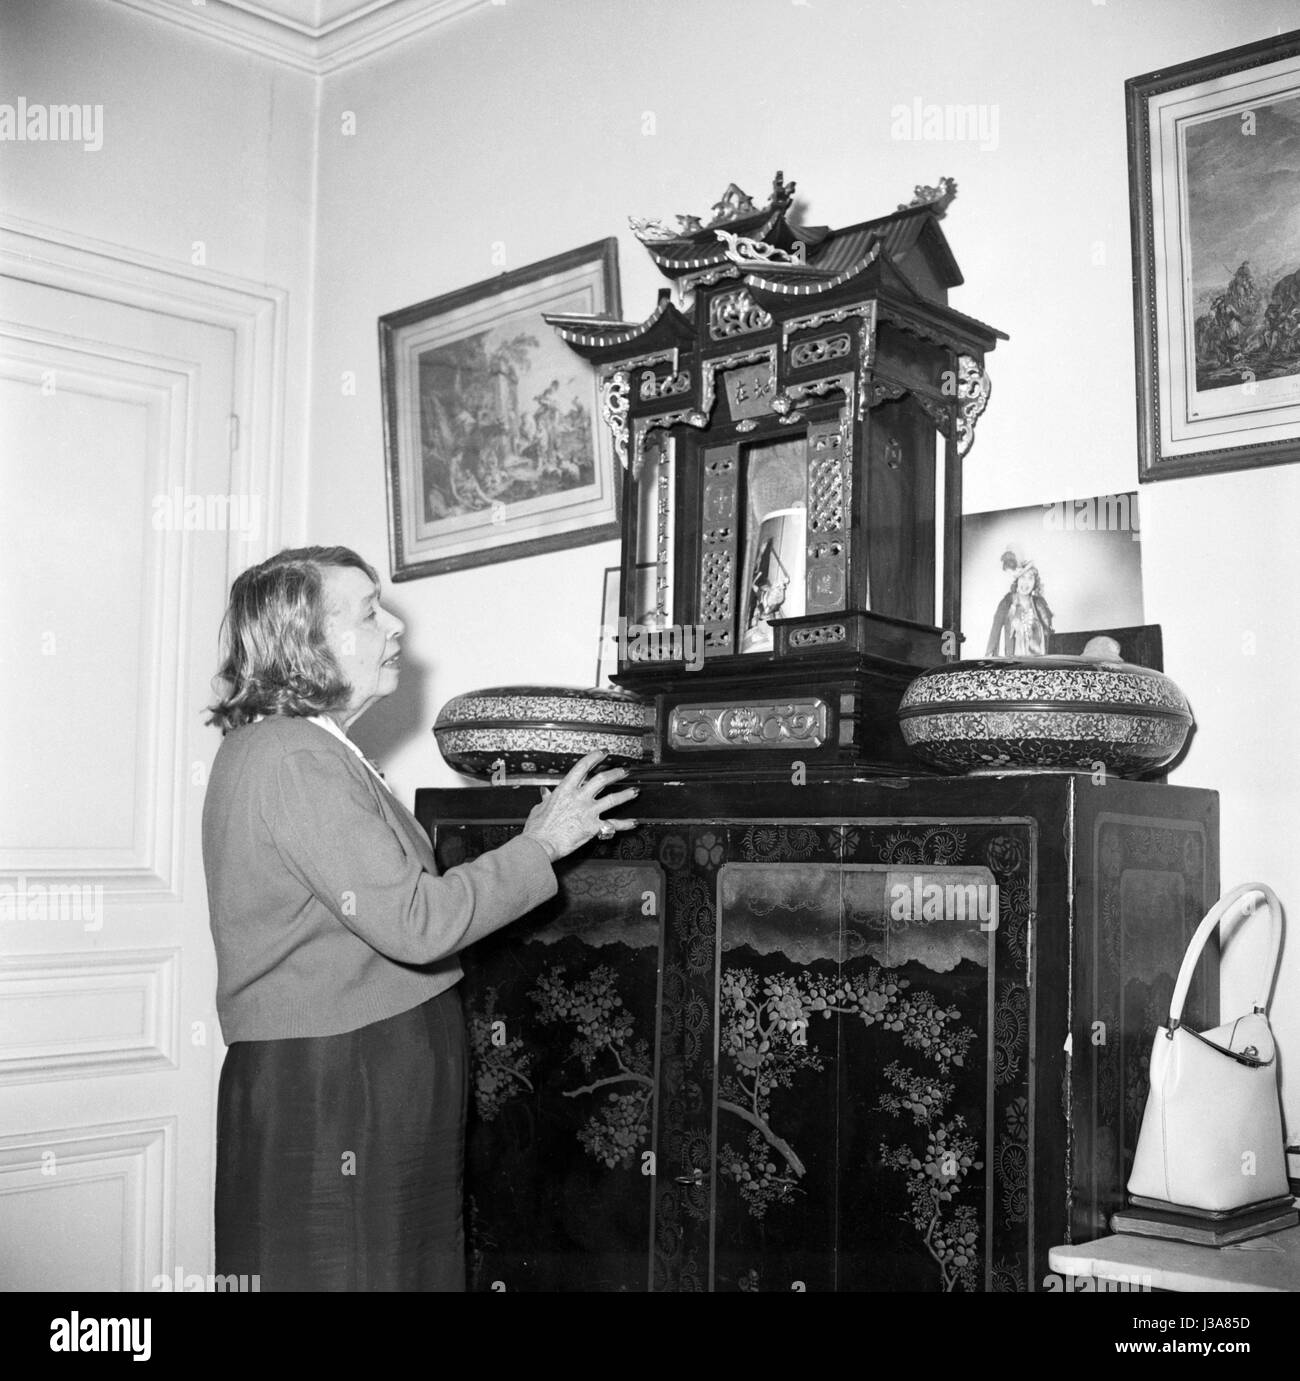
top-left (858, 203), bottom-right (963, 289)
top-left (643, 216), bottom-right (832, 276)
top-left (553, 177), bottom-right (1003, 364)
top-left (629, 170), bottom-right (809, 275)
top-left (744, 252), bottom-right (1006, 347)
top-left (541, 298), bottom-right (695, 365)
top-left (632, 174), bottom-right (966, 292)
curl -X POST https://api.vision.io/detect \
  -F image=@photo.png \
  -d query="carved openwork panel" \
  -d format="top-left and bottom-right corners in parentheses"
top-left (789, 623), bottom-right (847, 648)
top-left (668, 699), bottom-right (829, 750)
top-left (640, 368), bottom-right (692, 402)
top-left (699, 446), bottom-right (739, 650)
top-left (789, 333), bottom-right (851, 370)
top-left (708, 287), bottom-right (773, 340)
top-left (808, 439), bottom-right (845, 532)
top-left (805, 416), bottom-right (849, 616)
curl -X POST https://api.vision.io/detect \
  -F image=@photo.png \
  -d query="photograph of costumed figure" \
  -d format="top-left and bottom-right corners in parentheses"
top-left (961, 494), bottom-right (1146, 659)
top-left (983, 551), bottom-right (1054, 657)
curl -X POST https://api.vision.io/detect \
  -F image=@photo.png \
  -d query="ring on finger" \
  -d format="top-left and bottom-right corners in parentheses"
top-left (598, 824), bottom-right (615, 840)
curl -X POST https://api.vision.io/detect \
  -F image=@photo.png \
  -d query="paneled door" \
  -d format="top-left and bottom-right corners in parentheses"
top-left (0, 247), bottom-right (254, 1290)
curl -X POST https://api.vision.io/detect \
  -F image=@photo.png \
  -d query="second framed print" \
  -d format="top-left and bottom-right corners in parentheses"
top-left (1127, 29), bottom-right (1300, 481)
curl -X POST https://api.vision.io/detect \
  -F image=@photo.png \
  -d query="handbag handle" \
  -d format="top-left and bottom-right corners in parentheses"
top-left (1168, 882), bottom-right (1283, 1028)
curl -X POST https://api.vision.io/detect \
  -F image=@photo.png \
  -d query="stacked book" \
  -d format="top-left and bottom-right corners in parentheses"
top-left (1111, 1194), bottom-right (1298, 1247)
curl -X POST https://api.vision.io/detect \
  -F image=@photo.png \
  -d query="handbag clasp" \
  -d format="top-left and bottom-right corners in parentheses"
top-left (1181, 1024), bottom-right (1274, 1068)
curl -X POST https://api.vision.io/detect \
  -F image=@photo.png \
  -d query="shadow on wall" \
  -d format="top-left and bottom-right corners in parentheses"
top-left (352, 655), bottom-right (434, 775)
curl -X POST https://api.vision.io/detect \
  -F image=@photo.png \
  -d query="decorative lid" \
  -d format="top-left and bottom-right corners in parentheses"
top-left (899, 656), bottom-right (1192, 720)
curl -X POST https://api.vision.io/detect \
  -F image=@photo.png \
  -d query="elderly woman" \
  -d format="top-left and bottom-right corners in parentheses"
top-left (202, 544), bottom-right (636, 1291)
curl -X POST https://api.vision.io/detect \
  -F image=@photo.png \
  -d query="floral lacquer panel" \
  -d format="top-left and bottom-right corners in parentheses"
top-left (711, 821), bottom-right (1035, 1292)
top-left (452, 843), bottom-right (665, 1292)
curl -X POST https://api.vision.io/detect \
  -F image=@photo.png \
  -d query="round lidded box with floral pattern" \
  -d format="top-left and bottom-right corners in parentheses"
top-left (434, 685), bottom-right (654, 782)
top-left (897, 655), bottom-right (1193, 776)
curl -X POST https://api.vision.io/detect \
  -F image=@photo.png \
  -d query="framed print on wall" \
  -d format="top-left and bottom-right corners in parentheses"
top-left (380, 239), bottom-right (622, 579)
top-left (1127, 29), bottom-right (1300, 482)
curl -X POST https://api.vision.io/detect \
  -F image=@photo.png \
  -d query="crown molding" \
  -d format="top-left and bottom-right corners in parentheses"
top-left (110, 0), bottom-right (493, 76)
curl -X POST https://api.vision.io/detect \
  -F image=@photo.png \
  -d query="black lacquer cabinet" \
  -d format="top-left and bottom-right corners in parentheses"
top-left (415, 774), bottom-right (1218, 1292)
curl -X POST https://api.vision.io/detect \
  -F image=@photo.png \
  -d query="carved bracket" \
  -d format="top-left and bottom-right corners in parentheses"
top-left (599, 370), bottom-right (631, 469)
top-left (773, 372), bottom-right (855, 424)
top-left (955, 354), bottom-right (991, 458)
top-left (866, 377), bottom-right (909, 408)
top-left (914, 392), bottom-right (954, 436)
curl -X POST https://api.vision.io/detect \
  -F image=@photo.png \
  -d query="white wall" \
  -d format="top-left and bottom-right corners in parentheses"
top-left (309, 0), bottom-right (1300, 1134)
top-left (0, 0), bottom-right (317, 542)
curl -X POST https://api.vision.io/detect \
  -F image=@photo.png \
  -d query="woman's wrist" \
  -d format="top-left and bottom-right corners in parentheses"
top-left (524, 829), bottom-right (559, 863)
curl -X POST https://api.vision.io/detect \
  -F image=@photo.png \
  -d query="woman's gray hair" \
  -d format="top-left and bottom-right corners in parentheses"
top-left (206, 545), bottom-right (379, 733)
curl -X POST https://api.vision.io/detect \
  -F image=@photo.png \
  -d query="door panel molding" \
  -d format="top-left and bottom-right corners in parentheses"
top-left (0, 335), bottom-right (192, 892)
top-left (0, 1117), bottom-right (174, 1291)
top-left (0, 949), bottom-right (180, 1085)
top-left (0, 213), bottom-right (287, 574)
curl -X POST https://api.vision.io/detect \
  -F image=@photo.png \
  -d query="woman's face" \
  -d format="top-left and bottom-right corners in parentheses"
top-left (320, 564), bottom-right (404, 723)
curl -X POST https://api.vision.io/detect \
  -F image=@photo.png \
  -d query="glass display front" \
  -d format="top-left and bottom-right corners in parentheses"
top-left (738, 437), bottom-right (807, 652)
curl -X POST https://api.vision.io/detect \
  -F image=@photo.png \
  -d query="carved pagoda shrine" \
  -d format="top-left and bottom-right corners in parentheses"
top-left (547, 173), bottom-right (1007, 777)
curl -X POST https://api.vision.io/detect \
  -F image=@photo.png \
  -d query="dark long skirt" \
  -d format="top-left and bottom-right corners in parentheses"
top-left (215, 987), bottom-right (467, 1291)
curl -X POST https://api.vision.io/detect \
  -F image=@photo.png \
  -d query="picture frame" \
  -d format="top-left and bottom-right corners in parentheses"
top-left (1127, 29), bottom-right (1300, 482)
top-left (379, 239), bottom-right (622, 579)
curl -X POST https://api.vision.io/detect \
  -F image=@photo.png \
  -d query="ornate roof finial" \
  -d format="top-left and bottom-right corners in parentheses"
top-left (628, 172), bottom-right (798, 246)
top-left (899, 176), bottom-right (958, 217)
top-left (707, 182), bottom-right (759, 228)
top-left (628, 216), bottom-right (678, 244)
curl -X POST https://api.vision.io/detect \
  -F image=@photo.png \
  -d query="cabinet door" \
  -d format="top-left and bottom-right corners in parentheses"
top-left (677, 819), bottom-right (1037, 1293)
top-left (841, 821), bottom-right (1039, 1292)
top-left (648, 820), bottom-right (849, 1291)
top-left (437, 823), bottom-right (665, 1292)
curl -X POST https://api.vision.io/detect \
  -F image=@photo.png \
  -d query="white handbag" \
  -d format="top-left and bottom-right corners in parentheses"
top-left (1127, 882), bottom-right (1289, 1214)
